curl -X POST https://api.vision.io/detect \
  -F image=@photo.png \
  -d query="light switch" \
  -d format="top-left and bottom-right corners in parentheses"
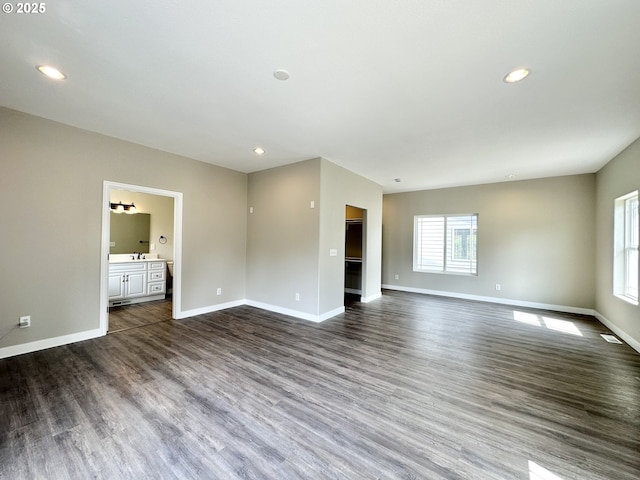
top-left (329, 248), bottom-right (338, 257)
top-left (310, 200), bottom-right (315, 209)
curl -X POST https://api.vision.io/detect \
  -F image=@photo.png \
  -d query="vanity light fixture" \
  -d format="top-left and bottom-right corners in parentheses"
top-left (253, 147), bottom-right (265, 155)
top-left (110, 201), bottom-right (137, 214)
top-left (503, 68), bottom-right (530, 83)
top-left (36, 65), bottom-right (67, 80)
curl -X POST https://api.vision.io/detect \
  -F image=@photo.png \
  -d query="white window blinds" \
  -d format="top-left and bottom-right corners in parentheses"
top-left (414, 214), bottom-right (478, 275)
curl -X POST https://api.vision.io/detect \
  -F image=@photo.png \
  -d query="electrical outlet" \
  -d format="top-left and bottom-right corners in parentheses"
top-left (295, 293), bottom-right (300, 301)
top-left (394, 274), bottom-right (399, 280)
top-left (495, 284), bottom-right (501, 291)
top-left (19, 315), bottom-right (31, 328)
top-left (216, 288), bottom-right (222, 295)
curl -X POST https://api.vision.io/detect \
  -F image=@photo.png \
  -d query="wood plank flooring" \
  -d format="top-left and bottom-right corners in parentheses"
top-left (2, 290), bottom-right (639, 479)
top-left (108, 298), bottom-right (173, 333)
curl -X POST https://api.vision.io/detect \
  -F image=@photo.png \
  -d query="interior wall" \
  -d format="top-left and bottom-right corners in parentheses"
top-left (246, 159), bottom-right (321, 317)
top-left (109, 190), bottom-right (174, 260)
top-left (382, 174), bottom-right (596, 309)
top-left (319, 159), bottom-right (383, 313)
top-left (0, 107), bottom-right (247, 353)
top-left (595, 137), bottom-right (640, 347)
top-left (246, 158), bottom-right (383, 320)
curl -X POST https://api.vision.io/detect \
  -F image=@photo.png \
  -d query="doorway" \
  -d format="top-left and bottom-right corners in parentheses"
top-left (345, 205), bottom-right (365, 305)
top-left (100, 181), bottom-right (183, 335)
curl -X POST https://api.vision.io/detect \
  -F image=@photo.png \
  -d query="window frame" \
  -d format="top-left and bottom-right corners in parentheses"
top-left (413, 213), bottom-right (478, 276)
top-left (614, 191), bottom-right (638, 305)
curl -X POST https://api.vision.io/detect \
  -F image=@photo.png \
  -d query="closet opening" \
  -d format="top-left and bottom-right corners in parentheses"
top-left (345, 205), bottom-right (365, 306)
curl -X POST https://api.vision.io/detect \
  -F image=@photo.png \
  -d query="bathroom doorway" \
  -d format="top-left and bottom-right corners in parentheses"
top-left (345, 205), bottom-right (365, 305)
top-left (100, 181), bottom-right (183, 335)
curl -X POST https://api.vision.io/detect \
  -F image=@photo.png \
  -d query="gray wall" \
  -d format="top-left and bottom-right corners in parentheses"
top-left (319, 159), bottom-right (383, 312)
top-left (246, 159), bottom-right (321, 316)
top-left (0, 107), bottom-right (247, 351)
top-left (246, 157), bottom-right (383, 319)
top-left (109, 190), bottom-right (175, 260)
top-left (382, 175), bottom-right (596, 309)
top-left (8, 104), bottom-right (635, 354)
top-left (595, 138), bottom-right (640, 346)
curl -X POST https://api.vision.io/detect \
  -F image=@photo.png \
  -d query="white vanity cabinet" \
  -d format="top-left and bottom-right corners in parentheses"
top-left (108, 260), bottom-right (166, 306)
top-left (147, 261), bottom-right (167, 296)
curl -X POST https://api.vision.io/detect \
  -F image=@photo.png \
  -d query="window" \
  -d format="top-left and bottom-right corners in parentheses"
top-left (414, 214), bottom-right (478, 275)
top-left (614, 191), bottom-right (638, 304)
top-left (453, 228), bottom-right (476, 260)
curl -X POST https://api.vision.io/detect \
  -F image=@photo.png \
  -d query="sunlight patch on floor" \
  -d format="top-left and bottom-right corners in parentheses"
top-left (513, 311), bottom-right (541, 326)
top-left (529, 460), bottom-right (565, 480)
top-left (542, 317), bottom-right (583, 336)
top-left (513, 311), bottom-right (583, 336)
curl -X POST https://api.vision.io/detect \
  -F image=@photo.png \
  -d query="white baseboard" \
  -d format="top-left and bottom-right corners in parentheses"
top-left (381, 284), bottom-right (595, 315)
top-left (244, 300), bottom-right (344, 323)
top-left (592, 310), bottom-right (640, 354)
top-left (8, 290), bottom-right (634, 360)
top-left (319, 306), bottom-right (346, 322)
top-left (0, 298), bottom-right (347, 359)
top-left (361, 291), bottom-right (382, 303)
top-left (382, 284), bottom-right (640, 354)
top-left (0, 328), bottom-right (103, 360)
top-left (176, 299), bottom-right (246, 319)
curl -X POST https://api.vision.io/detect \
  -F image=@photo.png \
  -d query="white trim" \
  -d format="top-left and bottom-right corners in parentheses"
top-left (143, 297), bottom-right (347, 323)
top-left (592, 310), bottom-right (640, 354)
top-left (614, 293), bottom-right (639, 306)
top-left (361, 291), bottom-right (382, 303)
top-left (381, 284), bottom-right (594, 315)
top-left (245, 300), bottom-right (344, 323)
top-left (382, 284), bottom-right (640, 353)
top-left (4, 293), bottom-right (638, 358)
top-left (319, 306), bottom-right (346, 321)
top-left (101, 181), bottom-right (184, 333)
top-left (177, 300), bottom-right (246, 319)
top-left (0, 328), bottom-right (102, 360)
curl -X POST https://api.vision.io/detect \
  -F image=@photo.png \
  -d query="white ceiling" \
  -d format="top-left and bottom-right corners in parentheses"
top-left (1, 0), bottom-right (639, 193)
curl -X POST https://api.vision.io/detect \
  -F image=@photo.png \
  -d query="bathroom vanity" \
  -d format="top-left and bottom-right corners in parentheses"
top-left (108, 255), bottom-right (166, 306)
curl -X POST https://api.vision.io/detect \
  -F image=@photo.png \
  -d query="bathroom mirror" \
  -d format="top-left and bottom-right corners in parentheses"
top-left (110, 212), bottom-right (150, 254)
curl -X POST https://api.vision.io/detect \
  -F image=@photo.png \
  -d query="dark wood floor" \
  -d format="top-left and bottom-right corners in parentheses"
top-left (2, 290), bottom-right (639, 479)
top-left (108, 297), bottom-right (173, 333)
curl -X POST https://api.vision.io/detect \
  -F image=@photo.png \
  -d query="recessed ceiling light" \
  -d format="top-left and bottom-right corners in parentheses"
top-left (273, 69), bottom-right (290, 81)
top-left (36, 65), bottom-right (67, 80)
top-left (503, 68), bottom-right (529, 83)
top-left (253, 147), bottom-right (265, 155)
